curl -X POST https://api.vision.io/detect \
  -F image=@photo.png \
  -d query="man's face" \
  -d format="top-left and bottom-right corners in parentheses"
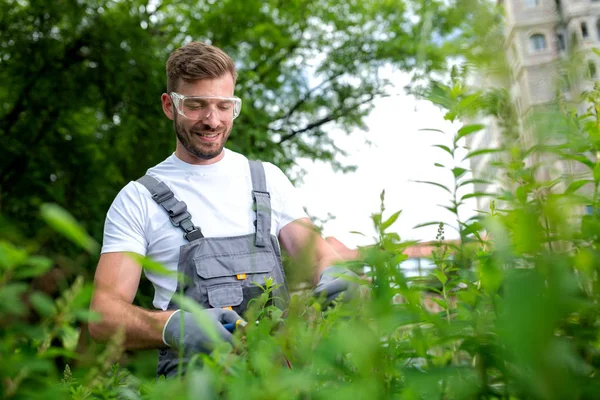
top-left (162, 74), bottom-right (236, 163)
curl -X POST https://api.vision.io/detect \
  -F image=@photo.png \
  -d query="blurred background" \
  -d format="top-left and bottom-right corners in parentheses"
top-left (0, 0), bottom-right (491, 280)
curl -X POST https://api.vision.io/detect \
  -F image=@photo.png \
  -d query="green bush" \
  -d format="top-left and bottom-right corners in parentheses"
top-left (3, 77), bottom-right (600, 400)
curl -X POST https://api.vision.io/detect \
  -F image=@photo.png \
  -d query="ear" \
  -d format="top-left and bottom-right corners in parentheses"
top-left (161, 93), bottom-right (175, 120)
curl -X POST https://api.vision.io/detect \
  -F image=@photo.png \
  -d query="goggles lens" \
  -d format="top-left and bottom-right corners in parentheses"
top-left (171, 93), bottom-right (242, 121)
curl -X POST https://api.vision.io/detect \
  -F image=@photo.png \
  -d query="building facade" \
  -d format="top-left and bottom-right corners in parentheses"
top-left (467, 0), bottom-right (600, 211)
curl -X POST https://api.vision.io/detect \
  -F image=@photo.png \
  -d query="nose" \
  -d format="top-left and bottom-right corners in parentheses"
top-left (202, 109), bottom-right (221, 128)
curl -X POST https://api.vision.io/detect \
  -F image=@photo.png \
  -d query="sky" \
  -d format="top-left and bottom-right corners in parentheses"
top-left (296, 70), bottom-right (478, 249)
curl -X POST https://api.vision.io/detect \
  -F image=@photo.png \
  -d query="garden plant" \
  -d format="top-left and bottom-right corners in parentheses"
top-left (2, 0), bottom-right (600, 399)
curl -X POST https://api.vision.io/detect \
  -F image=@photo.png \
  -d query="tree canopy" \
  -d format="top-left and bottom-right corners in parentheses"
top-left (0, 0), bottom-right (481, 257)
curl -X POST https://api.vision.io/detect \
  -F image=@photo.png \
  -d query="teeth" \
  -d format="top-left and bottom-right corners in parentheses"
top-left (198, 133), bottom-right (218, 138)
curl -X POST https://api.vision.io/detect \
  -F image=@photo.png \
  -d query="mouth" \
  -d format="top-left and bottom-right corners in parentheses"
top-left (193, 131), bottom-right (221, 142)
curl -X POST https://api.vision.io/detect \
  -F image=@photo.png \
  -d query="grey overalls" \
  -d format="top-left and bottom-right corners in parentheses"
top-left (137, 160), bottom-right (289, 378)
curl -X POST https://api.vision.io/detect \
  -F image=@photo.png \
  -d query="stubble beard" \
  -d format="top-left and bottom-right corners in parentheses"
top-left (174, 118), bottom-right (231, 161)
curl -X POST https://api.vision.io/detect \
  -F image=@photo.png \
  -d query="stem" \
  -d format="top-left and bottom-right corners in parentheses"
top-left (442, 272), bottom-right (451, 323)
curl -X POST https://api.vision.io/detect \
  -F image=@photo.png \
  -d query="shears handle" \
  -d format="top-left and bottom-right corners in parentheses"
top-left (223, 319), bottom-right (247, 333)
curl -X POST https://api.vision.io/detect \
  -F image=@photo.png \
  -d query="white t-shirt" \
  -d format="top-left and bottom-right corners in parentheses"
top-left (101, 148), bottom-right (307, 310)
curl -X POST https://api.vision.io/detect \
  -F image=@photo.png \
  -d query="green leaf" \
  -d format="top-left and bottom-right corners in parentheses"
top-left (0, 241), bottom-right (28, 270)
top-left (515, 186), bottom-right (530, 203)
top-left (419, 128), bottom-right (446, 134)
top-left (372, 213), bottom-right (382, 227)
top-left (454, 124), bottom-right (485, 143)
top-left (432, 144), bottom-right (453, 157)
top-left (433, 269), bottom-right (448, 285)
top-left (434, 163), bottom-right (445, 168)
top-left (562, 154), bottom-right (594, 168)
top-left (452, 167), bottom-right (468, 179)
top-left (413, 180), bottom-right (452, 194)
top-left (14, 256), bottom-right (53, 279)
top-left (440, 204), bottom-right (460, 215)
top-left (382, 211), bottom-right (402, 231)
top-left (413, 221), bottom-right (445, 229)
top-left (349, 231), bottom-right (365, 236)
top-left (458, 178), bottom-right (491, 188)
top-left (594, 163), bottom-right (600, 183)
top-left (40, 204), bottom-right (99, 254)
top-left (41, 347), bottom-right (80, 360)
top-left (74, 309), bottom-right (102, 322)
top-left (461, 221), bottom-right (483, 236)
top-left (0, 283), bottom-right (28, 316)
top-left (30, 292), bottom-right (56, 317)
top-left (565, 179), bottom-right (592, 195)
top-left (462, 147), bottom-right (502, 161)
top-left (460, 192), bottom-right (492, 201)
top-left (429, 296), bottom-right (447, 310)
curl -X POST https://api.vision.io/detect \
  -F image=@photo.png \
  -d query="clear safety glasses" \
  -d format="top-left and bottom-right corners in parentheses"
top-left (170, 92), bottom-right (242, 121)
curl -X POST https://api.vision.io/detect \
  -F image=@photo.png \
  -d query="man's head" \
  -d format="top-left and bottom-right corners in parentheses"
top-left (161, 42), bottom-right (239, 164)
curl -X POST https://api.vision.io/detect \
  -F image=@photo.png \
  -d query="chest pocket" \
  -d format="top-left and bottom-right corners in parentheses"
top-left (193, 241), bottom-right (278, 309)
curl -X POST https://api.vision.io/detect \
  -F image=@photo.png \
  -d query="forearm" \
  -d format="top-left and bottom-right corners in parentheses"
top-left (279, 218), bottom-right (358, 284)
top-left (89, 291), bottom-right (174, 350)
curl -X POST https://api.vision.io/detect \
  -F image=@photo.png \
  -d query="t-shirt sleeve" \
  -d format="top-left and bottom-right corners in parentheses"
top-left (101, 182), bottom-right (148, 256)
top-left (263, 162), bottom-right (308, 234)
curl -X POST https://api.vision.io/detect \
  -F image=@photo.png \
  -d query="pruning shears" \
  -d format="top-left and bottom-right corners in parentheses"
top-left (221, 308), bottom-right (293, 369)
top-left (223, 318), bottom-right (248, 333)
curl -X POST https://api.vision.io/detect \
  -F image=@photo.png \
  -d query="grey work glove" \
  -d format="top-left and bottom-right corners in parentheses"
top-left (162, 308), bottom-right (242, 357)
top-left (314, 265), bottom-right (361, 307)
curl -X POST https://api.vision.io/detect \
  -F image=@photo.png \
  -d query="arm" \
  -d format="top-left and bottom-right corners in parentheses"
top-left (278, 217), bottom-right (347, 284)
top-left (89, 252), bottom-right (174, 350)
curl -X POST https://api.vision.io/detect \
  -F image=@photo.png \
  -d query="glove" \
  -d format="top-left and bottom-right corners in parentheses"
top-left (314, 265), bottom-right (361, 306)
top-left (162, 308), bottom-right (242, 357)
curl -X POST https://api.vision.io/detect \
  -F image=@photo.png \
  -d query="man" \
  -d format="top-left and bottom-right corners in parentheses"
top-left (89, 41), bottom-right (359, 377)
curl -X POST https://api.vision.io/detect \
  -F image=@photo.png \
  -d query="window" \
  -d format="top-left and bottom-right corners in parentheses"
top-left (524, 0), bottom-right (540, 7)
top-left (589, 61), bottom-right (597, 79)
top-left (530, 34), bottom-right (547, 51)
top-left (556, 33), bottom-right (565, 51)
top-left (582, 22), bottom-right (589, 38)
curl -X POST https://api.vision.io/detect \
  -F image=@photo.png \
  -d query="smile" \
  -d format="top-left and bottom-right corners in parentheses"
top-left (195, 132), bottom-right (220, 138)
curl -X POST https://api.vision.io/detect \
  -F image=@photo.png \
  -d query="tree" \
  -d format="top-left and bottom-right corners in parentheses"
top-left (0, 0), bottom-right (482, 264)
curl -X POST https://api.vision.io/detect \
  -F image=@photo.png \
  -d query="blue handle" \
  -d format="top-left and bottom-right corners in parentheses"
top-left (223, 319), bottom-right (248, 333)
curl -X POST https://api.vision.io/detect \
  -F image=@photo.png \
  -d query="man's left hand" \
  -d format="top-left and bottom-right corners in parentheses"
top-left (314, 265), bottom-right (361, 306)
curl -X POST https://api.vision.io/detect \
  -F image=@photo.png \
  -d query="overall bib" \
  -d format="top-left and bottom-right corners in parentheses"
top-left (137, 160), bottom-right (290, 378)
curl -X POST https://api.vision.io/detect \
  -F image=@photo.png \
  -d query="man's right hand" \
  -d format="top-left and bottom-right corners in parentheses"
top-left (162, 308), bottom-right (242, 357)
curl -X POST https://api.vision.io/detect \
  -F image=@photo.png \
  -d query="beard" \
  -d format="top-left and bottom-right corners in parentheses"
top-left (174, 117), bottom-right (231, 161)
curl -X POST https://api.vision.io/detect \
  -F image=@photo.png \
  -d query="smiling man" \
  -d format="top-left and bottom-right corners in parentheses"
top-left (88, 41), bottom-right (360, 378)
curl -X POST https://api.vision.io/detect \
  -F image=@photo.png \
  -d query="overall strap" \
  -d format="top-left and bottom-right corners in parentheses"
top-left (136, 175), bottom-right (204, 242)
top-left (248, 160), bottom-right (272, 248)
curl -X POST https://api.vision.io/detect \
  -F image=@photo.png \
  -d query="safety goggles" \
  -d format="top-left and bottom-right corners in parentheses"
top-left (170, 92), bottom-right (242, 121)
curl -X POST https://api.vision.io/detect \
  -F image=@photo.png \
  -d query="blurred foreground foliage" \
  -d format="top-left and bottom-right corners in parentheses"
top-left (4, 76), bottom-right (600, 397)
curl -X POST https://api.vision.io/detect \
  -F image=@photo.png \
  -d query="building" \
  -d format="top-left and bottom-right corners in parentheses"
top-left (467, 0), bottom-right (600, 211)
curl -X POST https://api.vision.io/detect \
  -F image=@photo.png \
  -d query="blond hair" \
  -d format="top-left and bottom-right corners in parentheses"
top-left (166, 42), bottom-right (237, 92)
